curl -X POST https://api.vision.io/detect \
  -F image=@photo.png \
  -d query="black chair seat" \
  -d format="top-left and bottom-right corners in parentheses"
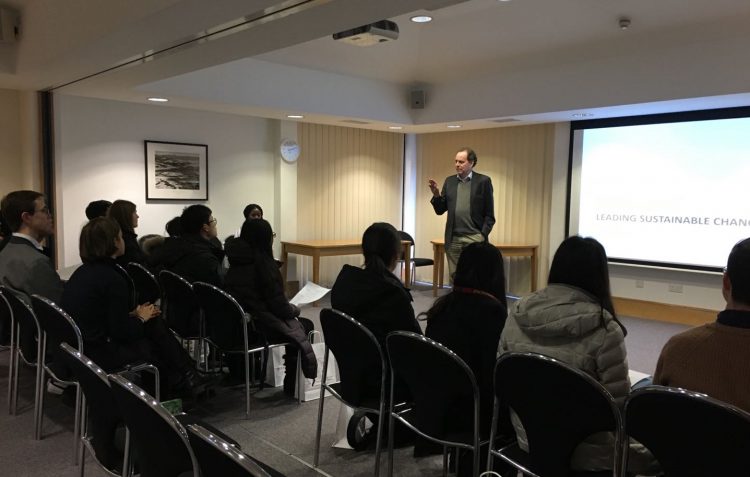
top-left (127, 262), bottom-right (161, 305)
top-left (624, 385), bottom-right (750, 477)
top-left (386, 331), bottom-right (483, 477)
top-left (412, 258), bottom-right (434, 267)
top-left (187, 423), bottom-right (283, 477)
top-left (488, 352), bottom-right (623, 477)
top-left (314, 308), bottom-right (392, 476)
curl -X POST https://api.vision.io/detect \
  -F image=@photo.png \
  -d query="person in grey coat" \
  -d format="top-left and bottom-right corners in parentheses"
top-left (499, 236), bottom-right (658, 475)
top-left (0, 190), bottom-right (64, 360)
top-left (0, 190), bottom-right (63, 305)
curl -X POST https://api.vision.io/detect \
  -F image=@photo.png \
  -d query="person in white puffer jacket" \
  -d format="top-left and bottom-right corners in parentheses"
top-left (499, 235), bottom-right (659, 475)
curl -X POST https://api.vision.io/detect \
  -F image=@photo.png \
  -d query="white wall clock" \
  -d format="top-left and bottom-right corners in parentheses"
top-left (280, 138), bottom-right (300, 163)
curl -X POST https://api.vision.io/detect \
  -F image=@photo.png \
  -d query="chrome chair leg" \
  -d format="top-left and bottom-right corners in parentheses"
top-left (313, 349), bottom-right (329, 468)
top-left (78, 398), bottom-right (87, 476)
top-left (442, 446), bottom-right (449, 477)
top-left (8, 322), bottom-right (18, 415)
top-left (373, 397), bottom-right (386, 476)
top-left (33, 333), bottom-right (46, 440)
top-left (244, 351), bottom-right (251, 419)
top-left (72, 384), bottom-right (82, 465)
top-left (297, 351), bottom-right (302, 404)
top-left (123, 428), bottom-right (132, 477)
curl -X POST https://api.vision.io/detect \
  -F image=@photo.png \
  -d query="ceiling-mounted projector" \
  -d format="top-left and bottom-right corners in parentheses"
top-left (332, 20), bottom-right (398, 47)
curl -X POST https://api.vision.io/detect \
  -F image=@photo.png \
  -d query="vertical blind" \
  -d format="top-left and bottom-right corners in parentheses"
top-left (297, 123), bottom-right (404, 285)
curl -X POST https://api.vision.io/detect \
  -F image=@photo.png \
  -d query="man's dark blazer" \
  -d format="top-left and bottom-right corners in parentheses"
top-left (430, 172), bottom-right (495, 245)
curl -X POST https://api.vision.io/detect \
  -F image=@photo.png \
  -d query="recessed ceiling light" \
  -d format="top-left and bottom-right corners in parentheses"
top-left (388, 126), bottom-right (403, 130)
top-left (410, 15), bottom-right (433, 23)
top-left (287, 114), bottom-right (304, 119)
top-left (446, 124), bottom-right (462, 129)
top-left (147, 97), bottom-right (168, 102)
top-left (572, 113), bottom-right (594, 118)
top-left (497, 0), bottom-right (512, 3)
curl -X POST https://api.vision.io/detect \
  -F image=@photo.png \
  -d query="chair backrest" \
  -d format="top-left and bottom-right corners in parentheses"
top-left (319, 308), bottom-right (386, 407)
top-left (186, 424), bottom-right (273, 477)
top-left (625, 385), bottom-right (750, 476)
top-left (159, 270), bottom-right (199, 337)
top-left (0, 285), bottom-right (40, 362)
top-left (193, 282), bottom-right (249, 351)
top-left (58, 342), bottom-right (123, 472)
top-left (396, 231), bottom-right (415, 261)
top-left (30, 294), bottom-right (83, 353)
top-left (109, 373), bottom-right (198, 477)
top-left (0, 288), bottom-right (11, 345)
top-left (126, 262), bottom-right (161, 305)
top-left (494, 352), bottom-right (621, 477)
top-left (386, 331), bottom-right (480, 442)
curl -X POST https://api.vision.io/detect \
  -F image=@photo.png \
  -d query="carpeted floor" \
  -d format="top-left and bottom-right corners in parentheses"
top-left (0, 283), bottom-right (691, 476)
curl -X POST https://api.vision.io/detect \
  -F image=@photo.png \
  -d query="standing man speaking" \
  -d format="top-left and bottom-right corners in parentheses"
top-left (429, 147), bottom-right (495, 281)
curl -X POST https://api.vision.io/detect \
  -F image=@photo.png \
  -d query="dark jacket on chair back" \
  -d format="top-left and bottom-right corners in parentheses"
top-left (331, 264), bottom-right (421, 403)
top-left (152, 233), bottom-right (224, 286)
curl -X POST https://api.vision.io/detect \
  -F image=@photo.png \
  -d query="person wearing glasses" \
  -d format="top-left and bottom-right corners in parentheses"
top-left (0, 190), bottom-right (65, 365)
top-left (0, 190), bottom-right (64, 306)
top-left (152, 204), bottom-right (224, 286)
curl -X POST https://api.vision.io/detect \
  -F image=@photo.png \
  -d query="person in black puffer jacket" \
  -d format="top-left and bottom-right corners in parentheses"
top-left (224, 218), bottom-right (317, 394)
top-left (331, 222), bottom-right (422, 404)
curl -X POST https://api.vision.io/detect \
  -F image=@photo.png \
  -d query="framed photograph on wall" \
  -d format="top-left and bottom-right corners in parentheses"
top-left (144, 140), bottom-right (208, 200)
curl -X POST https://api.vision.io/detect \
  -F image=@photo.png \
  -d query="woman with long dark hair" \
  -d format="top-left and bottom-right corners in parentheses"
top-left (499, 236), bottom-right (657, 474)
top-left (107, 199), bottom-right (146, 267)
top-left (223, 218), bottom-right (317, 395)
top-left (425, 241), bottom-right (508, 425)
top-left (331, 222), bottom-right (421, 348)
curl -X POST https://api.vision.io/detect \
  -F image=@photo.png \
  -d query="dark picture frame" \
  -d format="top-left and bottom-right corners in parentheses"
top-left (144, 140), bottom-right (208, 200)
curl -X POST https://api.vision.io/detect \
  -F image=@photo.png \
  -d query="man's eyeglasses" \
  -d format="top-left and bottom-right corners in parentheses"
top-left (30, 206), bottom-right (51, 216)
top-left (208, 218), bottom-right (217, 225)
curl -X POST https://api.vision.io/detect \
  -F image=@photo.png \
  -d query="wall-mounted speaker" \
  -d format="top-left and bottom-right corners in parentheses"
top-left (410, 90), bottom-right (425, 109)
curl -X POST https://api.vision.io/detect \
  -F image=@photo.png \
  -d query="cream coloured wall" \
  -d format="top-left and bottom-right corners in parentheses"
top-left (296, 123), bottom-right (404, 286)
top-left (0, 89), bottom-right (23, 196)
top-left (54, 94), bottom-right (278, 268)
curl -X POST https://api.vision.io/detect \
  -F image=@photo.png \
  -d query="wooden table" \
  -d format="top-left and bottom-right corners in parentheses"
top-left (431, 239), bottom-right (538, 296)
top-left (281, 239), bottom-right (413, 287)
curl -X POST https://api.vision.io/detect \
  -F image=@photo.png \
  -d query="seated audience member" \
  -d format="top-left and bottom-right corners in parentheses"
top-left (154, 204), bottom-right (224, 286)
top-left (331, 222), bottom-right (421, 404)
top-left (654, 238), bottom-right (750, 412)
top-left (0, 190), bottom-right (63, 305)
top-left (499, 236), bottom-right (657, 474)
top-left (85, 200), bottom-right (112, 220)
top-left (61, 217), bottom-right (210, 396)
top-left (244, 203), bottom-right (264, 220)
top-left (424, 242), bottom-right (509, 437)
top-left (0, 191), bottom-right (64, 358)
top-left (108, 199), bottom-right (146, 267)
top-left (224, 218), bottom-right (317, 394)
top-left (232, 203), bottom-right (264, 238)
top-left (165, 216), bottom-right (182, 237)
top-left (141, 216), bottom-right (181, 268)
